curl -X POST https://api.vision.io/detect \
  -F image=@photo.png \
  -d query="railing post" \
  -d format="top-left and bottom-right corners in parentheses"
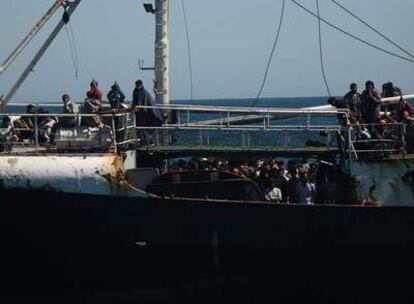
top-left (306, 114), bottom-right (311, 130)
top-left (187, 110), bottom-right (190, 125)
top-left (401, 123), bottom-right (406, 152)
top-left (111, 114), bottom-right (117, 153)
top-left (34, 115), bottom-right (39, 150)
top-left (199, 130), bottom-right (203, 145)
top-left (177, 110), bottom-right (181, 128)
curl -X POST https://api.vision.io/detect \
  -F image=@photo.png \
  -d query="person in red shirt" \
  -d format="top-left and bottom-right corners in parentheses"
top-left (87, 79), bottom-right (103, 101)
top-left (399, 99), bottom-right (414, 124)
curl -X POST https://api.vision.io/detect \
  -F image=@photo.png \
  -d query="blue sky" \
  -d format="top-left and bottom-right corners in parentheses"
top-left (0, 0), bottom-right (414, 103)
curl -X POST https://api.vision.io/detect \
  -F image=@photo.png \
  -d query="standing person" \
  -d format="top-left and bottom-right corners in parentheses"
top-left (107, 82), bottom-right (126, 110)
top-left (295, 173), bottom-right (316, 205)
top-left (264, 179), bottom-right (283, 203)
top-left (361, 80), bottom-right (382, 124)
top-left (382, 82), bottom-right (403, 121)
top-left (343, 83), bottom-right (362, 123)
top-left (107, 82), bottom-right (126, 143)
top-left (132, 80), bottom-right (163, 145)
top-left (132, 80), bottom-right (163, 125)
top-left (361, 80), bottom-right (382, 138)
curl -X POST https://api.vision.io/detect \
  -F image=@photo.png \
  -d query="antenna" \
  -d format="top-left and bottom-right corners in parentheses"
top-left (138, 59), bottom-right (155, 71)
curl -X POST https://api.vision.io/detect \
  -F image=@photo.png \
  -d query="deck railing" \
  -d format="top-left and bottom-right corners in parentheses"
top-left (7, 103), bottom-right (404, 156)
top-left (344, 122), bottom-right (406, 160)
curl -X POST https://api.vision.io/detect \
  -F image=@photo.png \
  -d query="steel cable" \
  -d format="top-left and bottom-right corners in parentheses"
top-left (181, 0), bottom-right (194, 101)
top-left (316, 0), bottom-right (331, 97)
top-left (252, 0), bottom-right (286, 107)
top-left (329, 0), bottom-right (414, 60)
top-left (289, 0), bottom-right (414, 63)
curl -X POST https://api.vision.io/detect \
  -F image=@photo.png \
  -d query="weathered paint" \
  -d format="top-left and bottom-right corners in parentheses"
top-left (350, 160), bottom-right (414, 206)
top-left (0, 154), bottom-right (149, 197)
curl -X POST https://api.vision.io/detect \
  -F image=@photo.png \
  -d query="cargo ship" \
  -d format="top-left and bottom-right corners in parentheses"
top-left (0, 1), bottom-right (414, 302)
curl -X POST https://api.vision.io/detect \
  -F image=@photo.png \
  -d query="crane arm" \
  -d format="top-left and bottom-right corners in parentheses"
top-left (0, 0), bottom-right (66, 78)
top-left (0, 0), bottom-right (82, 109)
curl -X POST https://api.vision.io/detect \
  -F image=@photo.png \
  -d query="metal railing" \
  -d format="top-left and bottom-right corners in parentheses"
top-left (0, 103), bottom-right (353, 153)
top-left (344, 122), bottom-right (406, 160)
top-left (0, 111), bottom-right (135, 153)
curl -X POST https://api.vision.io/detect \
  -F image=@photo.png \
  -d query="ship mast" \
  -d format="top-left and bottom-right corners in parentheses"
top-left (154, 0), bottom-right (170, 120)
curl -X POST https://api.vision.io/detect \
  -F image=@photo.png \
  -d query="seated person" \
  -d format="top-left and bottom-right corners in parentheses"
top-left (37, 108), bottom-right (58, 143)
top-left (0, 116), bottom-right (19, 151)
top-left (12, 104), bottom-right (36, 141)
top-left (80, 94), bottom-right (103, 128)
top-left (62, 93), bottom-right (79, 127)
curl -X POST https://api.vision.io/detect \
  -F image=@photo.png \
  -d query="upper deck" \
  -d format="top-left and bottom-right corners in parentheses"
top-left (0, 103), bottom-right (410, 161)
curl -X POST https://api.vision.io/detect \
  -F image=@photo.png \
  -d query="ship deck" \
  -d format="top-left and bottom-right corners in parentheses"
top-left (4, 144), bottom-right (414, 161)
top-left (137, 145), bottom-right (341, 158)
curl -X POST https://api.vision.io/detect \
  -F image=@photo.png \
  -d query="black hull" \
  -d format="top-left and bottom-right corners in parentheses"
top-left (1, 190), bottom-right (414, 303)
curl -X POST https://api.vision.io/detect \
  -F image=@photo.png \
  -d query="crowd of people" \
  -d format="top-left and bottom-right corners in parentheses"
top-left (0, 79), bottom-right (163, 146)
top-left (166, 157), bottom-right (320, 205)
top-left (328, 81), bottom-right (414, 142)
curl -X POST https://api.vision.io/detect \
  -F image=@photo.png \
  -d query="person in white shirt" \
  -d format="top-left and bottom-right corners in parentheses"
top-left (264, 179), bottom-right (282, 203)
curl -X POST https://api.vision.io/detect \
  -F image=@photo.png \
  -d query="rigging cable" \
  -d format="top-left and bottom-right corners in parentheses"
top-left (181, 0), bottom-right (194, 100)
top-left (68, 23), bottom-right (80, 77)
top-left (64, 24), bottom-right (80, 77)
top-left (328, 0), bottom-right (414, 60)
top-left (288, 0), bottom-right (414, 63)
top-left (316, 0), bottom-right (331, 97)
top-left (63, 7), bottom-right (80, 78)
top-left (251, 0), bottom-right (286, 107)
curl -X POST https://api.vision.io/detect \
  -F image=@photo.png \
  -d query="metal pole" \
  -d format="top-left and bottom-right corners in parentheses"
top-left (154, 0), bottom-right (170, 116)
top-left (0, 0), bottom-right (64, 78)
top-left (3, 0), bottom-right (82, 106)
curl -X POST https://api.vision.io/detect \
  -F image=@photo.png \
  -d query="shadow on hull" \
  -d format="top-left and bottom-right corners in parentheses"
top-left (1, 190), bottom-right (414, 303)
